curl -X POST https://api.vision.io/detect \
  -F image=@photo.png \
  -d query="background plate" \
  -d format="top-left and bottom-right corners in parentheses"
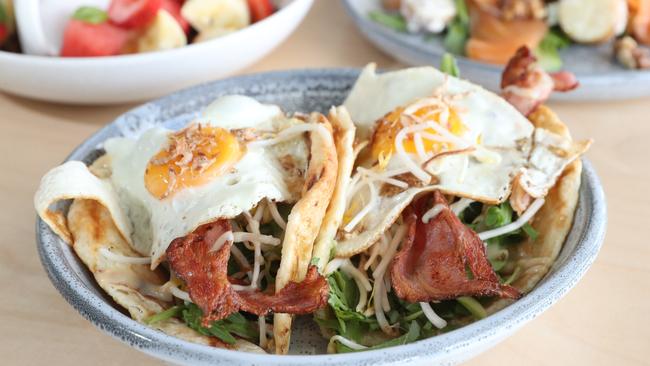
top-left (342, 0), bottom-right (650, 101)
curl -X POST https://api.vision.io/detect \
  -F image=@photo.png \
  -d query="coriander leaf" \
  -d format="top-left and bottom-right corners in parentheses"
top-left (72, 6), bottom-right (108, 24)
top-left (440, 53), bottom-right (460, 77)
top-left (369, 11), bottom-right (407, 32)
top-left (144, 305), bottom-right (183, 325)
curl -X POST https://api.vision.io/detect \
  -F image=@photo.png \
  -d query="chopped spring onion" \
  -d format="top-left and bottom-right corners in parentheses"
top-left (478, 198), bottom-right (545, 241)
top-left (99, 247), bottom-right (151, 265)
top-left (420, 302), bottom-right (448, 329)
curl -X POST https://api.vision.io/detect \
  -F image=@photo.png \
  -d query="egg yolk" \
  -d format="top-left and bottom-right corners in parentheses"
top-left (370, 106), bottom-right (467, 162)
top-left (145, 124), bottom-right (244, 199)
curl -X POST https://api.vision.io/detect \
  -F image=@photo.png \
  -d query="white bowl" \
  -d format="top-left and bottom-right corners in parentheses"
top-left (0, 0), bottom-right (313, 104)
top-left (37, 69), bottom-right (607, 365)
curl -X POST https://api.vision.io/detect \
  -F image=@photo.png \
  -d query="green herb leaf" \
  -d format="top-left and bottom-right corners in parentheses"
top-left (535, 28), bottom-right (572, 72)
top-left (181, 303), bottom-right (256, 345)
top-left (443, 0), bottom-right (469, 55)
top-left (457, 297), bottom-right (487, 320)
top-left (369, 11), bottom-right (407, 32)
top-left (144, 306), bottom-right (183, 325)
top-left (440, 53), bottom-right (460, 77)
top-left (72, 6), bottom-right (108, 24)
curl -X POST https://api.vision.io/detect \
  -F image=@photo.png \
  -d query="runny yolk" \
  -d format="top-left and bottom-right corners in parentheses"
top-left (145, 124), bottom-right (244, 199)
top-left (370, 106), bottom-right (467, 162)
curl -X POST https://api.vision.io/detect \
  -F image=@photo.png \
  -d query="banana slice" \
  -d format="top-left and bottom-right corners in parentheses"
top-left (193, 27), bottom-right (237, 43)
top-left (558, 0), bottom-right (628, 43)
top-left (137, 9), bottom-right (187, 53)
top-left (181, 0), bottom-right (250, 33)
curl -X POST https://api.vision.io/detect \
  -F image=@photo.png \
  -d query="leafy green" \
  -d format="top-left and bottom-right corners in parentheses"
top-left (440, 53), bottom-right (460, 77)
top-left (535, 28), bottom-right (572, 72)
top-left (335, 321), bottom-right (422, 353)
top-left (72, 6), bottom-right (108, 24)
top-left (144, 305), bottom-right (183, 325)
top-left (457, 297), bottom-right (487, 320)
top-left (369, 11), bottom-right (407, 32)
top-left (327, 271), bottom-right (366, 333)
top-left (181, 303), bottom-right (257, 344)
top-left (444, 0), bottom-right (469, 55)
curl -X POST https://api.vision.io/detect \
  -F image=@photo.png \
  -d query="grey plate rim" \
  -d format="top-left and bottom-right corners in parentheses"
top-left (341, 0), bottom-right (650, 101)
top-left (36, 68), bottom-right (607, 366)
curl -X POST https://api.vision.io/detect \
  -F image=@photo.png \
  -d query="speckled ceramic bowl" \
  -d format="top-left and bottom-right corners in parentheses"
top-left (342, 0), bottom-right (650, 101)
top-left (36, 69), bottom-right (607, 365)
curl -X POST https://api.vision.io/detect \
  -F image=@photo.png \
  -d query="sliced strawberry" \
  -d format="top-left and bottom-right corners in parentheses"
top-left (0, 24), bottom-right (7, 45)
top-left (247, 0), bottom-right (275, 23)
top-left (108, 0), bottom-right (162, 29)
top-left (61, 20), bottom-right (130, 57)
top-left (161, 0), bottom-right (190, 33)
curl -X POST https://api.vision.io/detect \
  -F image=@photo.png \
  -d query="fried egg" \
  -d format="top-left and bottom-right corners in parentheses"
top-left (35, 95), bottom-right (313, 266)
top-left (335, 64), bottom-right (587, 257)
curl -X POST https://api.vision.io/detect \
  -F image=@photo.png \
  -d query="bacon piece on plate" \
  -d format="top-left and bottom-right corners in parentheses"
top-left (166, 220), bottom-right (328, 326)
top-left (390, 191), bottom-right (521, 303)
top-left (501, 46), bottom-right (578, 116)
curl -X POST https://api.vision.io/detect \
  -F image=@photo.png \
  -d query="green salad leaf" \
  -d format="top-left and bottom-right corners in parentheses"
top-left (145, 303), bottom-right (257, 345)
top-left (334, 321), bottom-right (422, 353)
top-left (144, 305), bottom-right (183, 325)
top-left (72, 6), bottom-right (108, 24)
top-left (369, 11), bottom-right (408, 32)
top-left (535, 28), bottom-right (572, 72)
top-left (444, 0), bottom-right (470, 55)
top-left (440, 53), bottom-right (460, 77)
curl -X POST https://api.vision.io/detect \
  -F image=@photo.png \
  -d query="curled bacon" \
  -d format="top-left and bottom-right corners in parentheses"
top-left (166, 220), bottom-right (328, 326)
top-left (390, 191), bottom-right (521, 303)
top-left (501, 46), bottom-right (578, 116)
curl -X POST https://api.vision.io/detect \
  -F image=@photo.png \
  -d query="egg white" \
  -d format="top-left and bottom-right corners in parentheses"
top-left (102, 95), bottom-right (309, 265)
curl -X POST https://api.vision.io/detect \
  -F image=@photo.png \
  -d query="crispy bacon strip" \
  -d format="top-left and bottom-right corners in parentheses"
top-left (501, 46), bottom-right (578, 116)
top-left (166, 220), bottom-right (328, 326)
top-left (390, 191), bottom-right (521, 303)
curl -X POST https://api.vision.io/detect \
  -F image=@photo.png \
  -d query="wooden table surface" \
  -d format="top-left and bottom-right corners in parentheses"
top-left (2, 1), bottom-right (649, 365)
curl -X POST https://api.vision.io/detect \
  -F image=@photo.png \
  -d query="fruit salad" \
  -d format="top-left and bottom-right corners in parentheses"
top-left (0, 0), bottom-right (277, 57)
